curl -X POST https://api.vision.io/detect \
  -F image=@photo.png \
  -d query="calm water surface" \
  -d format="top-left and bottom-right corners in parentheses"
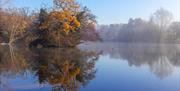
top-left (0, 42), bottom-right (180, 91)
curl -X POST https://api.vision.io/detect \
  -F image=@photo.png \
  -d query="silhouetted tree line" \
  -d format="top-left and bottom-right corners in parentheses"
top-left (98, 8), bottom-right (180, 43)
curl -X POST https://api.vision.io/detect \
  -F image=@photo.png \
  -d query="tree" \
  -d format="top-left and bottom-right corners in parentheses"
top-left (0, 0), bottom-right (11, 43)
top-left (30, 0), bottom-right (96, 47)
top-left (52, 0), bottom-right (81, 34)
top-left (81, 23), bottom-right (100, 41)
top-left (32, 0), bottom-right (82, 47)
top-left (150, 8), bottom-right (173, 30)
top-left (53, 0), bottom-right (80, 11)
top-left (76, 7), bottom-right (99, 41)
top-left (150, 8), bottom-right (173, 43)
top-left (1, 8), bottom-right (31, 44)
top-left (169, 22), bottom-right (180, 43)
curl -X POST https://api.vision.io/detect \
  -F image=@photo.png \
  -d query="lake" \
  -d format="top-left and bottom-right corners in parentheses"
top-left (0, 42), bottom-right (180, 91)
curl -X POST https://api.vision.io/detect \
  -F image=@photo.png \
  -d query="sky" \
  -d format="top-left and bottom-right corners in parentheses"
top-left (13, 0), bottom-right (180, 24)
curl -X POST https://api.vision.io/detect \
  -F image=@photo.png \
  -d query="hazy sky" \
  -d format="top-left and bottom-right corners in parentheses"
top-left (13, 0), bottom-right (180, 24)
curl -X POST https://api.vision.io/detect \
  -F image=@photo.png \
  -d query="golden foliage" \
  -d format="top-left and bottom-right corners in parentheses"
top-left (49, 60), bottom-right (80, 82)
top-left (48, 10), bottom-right (81, 35)
top-left (38, 0), bottom-right (81, 35)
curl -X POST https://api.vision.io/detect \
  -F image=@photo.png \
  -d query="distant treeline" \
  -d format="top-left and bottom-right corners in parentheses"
top-left (98, 8), bottom-right (180, 43)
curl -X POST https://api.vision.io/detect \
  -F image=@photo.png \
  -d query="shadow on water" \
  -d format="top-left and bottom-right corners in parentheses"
top-left (0, 45), bottom-right (101, 91)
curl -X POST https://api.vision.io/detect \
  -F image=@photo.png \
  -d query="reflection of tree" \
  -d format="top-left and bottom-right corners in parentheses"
top-left (0, 45), bottom-right (33, 89)
top-left (81, 43), bottom-right (180, 79)
top-left (118, 44), bottom-right (180, 79)
top-left (0, 46), bottom-right (99, 91)
top-left (0, 46), bottom-right (100, 91)
top-left (30, 47), bottom-right (100, 91)
top-left (0, 45), bottom-right (31, 76)
top-left (150, 56), bottom-right (174, 79)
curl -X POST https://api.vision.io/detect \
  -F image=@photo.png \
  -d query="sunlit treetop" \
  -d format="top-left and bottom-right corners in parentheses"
top-left (38, 0), bottom-right (81, 35)
top-left (53, 0), bottom-right (80, 12)
top-left (49, 10), bottom-right (81, 34)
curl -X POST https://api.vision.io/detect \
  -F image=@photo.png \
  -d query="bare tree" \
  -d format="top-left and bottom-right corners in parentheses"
top-left (151, 8), bottom-right (173, 30)
top-left (0, 8), bottom-right (31, 44)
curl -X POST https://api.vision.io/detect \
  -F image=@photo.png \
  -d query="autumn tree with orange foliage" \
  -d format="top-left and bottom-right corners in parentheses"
top-left (30, 0), bottom-right (97, 47)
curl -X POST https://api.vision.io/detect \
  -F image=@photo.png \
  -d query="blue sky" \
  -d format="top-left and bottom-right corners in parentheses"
top-left (13, 0), bottom-right (180, 24)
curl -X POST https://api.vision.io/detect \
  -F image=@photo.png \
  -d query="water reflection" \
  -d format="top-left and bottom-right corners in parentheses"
top-left (0, 45), bottom-right (100, 91)
top-left (80, 42), bottom-right (180, 79)
top-left (0, 43), bottom-right (180, 91)
top-left (0, 45), bottom-right (33, 90)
